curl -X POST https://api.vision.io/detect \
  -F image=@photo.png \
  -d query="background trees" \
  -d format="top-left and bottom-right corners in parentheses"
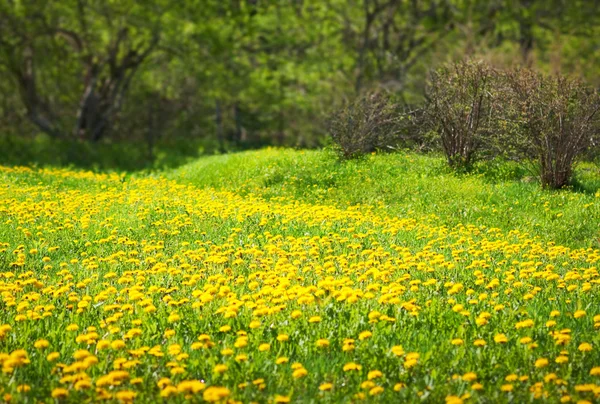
top-left (1, 0), bottom-right (600, 169)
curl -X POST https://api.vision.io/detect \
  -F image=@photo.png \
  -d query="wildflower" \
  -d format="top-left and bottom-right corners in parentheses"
top-left (293, 368), bottom-right (308, 378)
top-left (446, 396), bottom-right (463, 404)
top-left (343, 362), bottom-right (362, 372)
top-left (319, 383), bottom-right (333, 391)
top-left (367, 370), bottom-right (383, 380)
top-left (494, 334), bottom-right (508, 344)
top-left (369, 386), bottom-right (384, 396)
top-left (214, 364), bottom-right (228, 374)
top-left (535, 358), bottom-right (549, 368)
top-left (157, 378), bottom-right (171, 388)
top-left (115, 390), bottom-right (137, 402)
top-left (555, 355), bottom-right (568, 364)
top-left (160, 386), bottom-right (178, 398)
top-left (34, 339), bottom-right (49, 349)
top-left (97, 340), bottom-right (110, 350)
top-left (391, 345), bottom-right (405, 356)
top-left (203, 386), bottom-right (230, 402)
top-left (358, 331), bottom-right (372, 340)
top-left (51, 388), bottom-right (69, 399)
top-left (46, 352), bottom-right (60, 361)
top-left (462, 372), bottom-right (477, 382)
top-left (111, 340), bottom-right (126, 350)
top-left (394, 383), bottom-right (406, 391)
top-left (515, 319), bottom-right (534, 329)
top-left (361, 380), bottom-right (375, 391)
top-left (177, 380), bottom-right (205, 394)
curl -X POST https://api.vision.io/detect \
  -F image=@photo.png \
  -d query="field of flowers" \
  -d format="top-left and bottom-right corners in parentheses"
top-left (0, 163), bottom-right (599, 403)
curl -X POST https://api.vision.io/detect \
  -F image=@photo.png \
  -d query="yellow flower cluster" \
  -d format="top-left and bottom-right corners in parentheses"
top-left (0, 165), bottom-right (598, 402)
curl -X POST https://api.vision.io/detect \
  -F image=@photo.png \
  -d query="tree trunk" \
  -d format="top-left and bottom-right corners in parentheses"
top-left (215, 99), bottom-right (225, 152)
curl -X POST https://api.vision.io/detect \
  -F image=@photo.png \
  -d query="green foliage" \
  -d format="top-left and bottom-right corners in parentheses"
top-left (2, 0), bottom-right (600, 154)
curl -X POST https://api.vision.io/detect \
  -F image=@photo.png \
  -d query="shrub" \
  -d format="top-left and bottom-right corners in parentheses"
top-left (502, 69), bottom-right (600, 189)
top-left (328, 91), bottom-right (405, 159)
top-left (425, 60), bottom-right (500, 171)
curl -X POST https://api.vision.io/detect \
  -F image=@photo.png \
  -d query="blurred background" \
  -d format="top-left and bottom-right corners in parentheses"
top-left (1, 0), bottom-right (599, 170)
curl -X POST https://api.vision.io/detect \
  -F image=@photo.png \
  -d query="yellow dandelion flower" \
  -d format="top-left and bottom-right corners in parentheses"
top-left (494, 334), bottom-right (508, 344)
top-left (367, 370), bottom-right (383, 380)
top-left (319, 383), bottom-right (333, 391)
top-left (33, 339), bottom-right (49, 349)
top-left (462, 372), bottom-right (477, 382)
top-left (213, 364), bottom-right (228, 374)
top-left (51, 388), bottom-right (69, 399)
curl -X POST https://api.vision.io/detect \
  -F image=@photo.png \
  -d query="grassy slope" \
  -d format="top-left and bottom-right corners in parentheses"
top-left (1, 151), bottom-right (600, 402)
top-left (169, 148), bottom-right (600, 249)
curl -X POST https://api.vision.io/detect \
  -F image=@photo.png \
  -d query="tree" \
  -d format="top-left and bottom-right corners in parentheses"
top-left (0, 0), bottom-right (165, 141)
top-left (329, 0), bottom-right (454, 95)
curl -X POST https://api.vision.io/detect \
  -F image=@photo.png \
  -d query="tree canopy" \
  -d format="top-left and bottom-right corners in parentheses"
top-left (1, 0), bottom-right (600, 155)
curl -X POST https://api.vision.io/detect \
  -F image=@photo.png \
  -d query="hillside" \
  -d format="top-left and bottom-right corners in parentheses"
top-left (0, 151), bottom-right (599, 403)
top-left (170, 149), bottom-right (600, 249)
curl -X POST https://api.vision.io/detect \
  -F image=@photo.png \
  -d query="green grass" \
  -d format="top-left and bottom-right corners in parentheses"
top-left (0, 148), bottom-right (599, 403)
top-left (169, 148), bottom-right (600, 249)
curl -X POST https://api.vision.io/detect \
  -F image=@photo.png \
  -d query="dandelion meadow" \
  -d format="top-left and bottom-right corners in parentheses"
top-left (0, 153), bottom-right (599, 403)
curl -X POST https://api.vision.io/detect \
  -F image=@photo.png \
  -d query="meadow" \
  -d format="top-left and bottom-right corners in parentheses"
top-left (0, 149), bottom-right (599, 403)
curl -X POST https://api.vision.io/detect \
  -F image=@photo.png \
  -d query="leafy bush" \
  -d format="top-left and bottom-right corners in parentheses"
top-left (425, 60), bottom-right (500, 171)
top-left (502, 69), bottom-right (600, 189)
top-left (328, 91), bottom-right (405, 159)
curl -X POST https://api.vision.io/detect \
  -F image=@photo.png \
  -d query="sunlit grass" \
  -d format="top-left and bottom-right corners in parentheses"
top-left (0, 151), bottom-right (598, 403)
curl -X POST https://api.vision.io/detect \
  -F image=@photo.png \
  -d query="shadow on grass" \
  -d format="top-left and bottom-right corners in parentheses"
top-left (0, 134), bottom-right (215, 172)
